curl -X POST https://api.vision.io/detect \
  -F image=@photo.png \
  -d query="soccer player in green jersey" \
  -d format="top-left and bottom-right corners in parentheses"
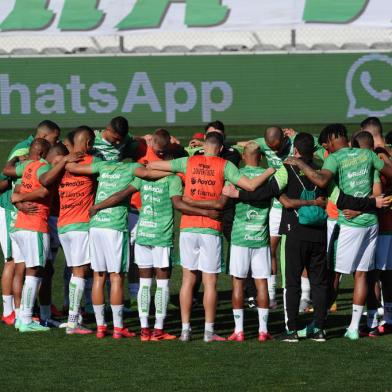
top-left (286, 124), bottom-right (392, 340)
top-left (227, 142), bottom-right (273, 342)
top-left (66, 159), bottom-right (175, 339)
top-left (91, 116), bottom-right (141, 162)
top-left (237, 127), bottom-right (296, 308)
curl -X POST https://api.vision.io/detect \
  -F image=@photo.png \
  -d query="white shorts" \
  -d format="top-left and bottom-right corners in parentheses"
top-left (327, 219), bottom-right (337, 249)
top-left (180, 232), bottom-right (222, 274)
top-left (375, 235), bottom-right (392, 271)
top-left (334, 224), bottom-right (378, 274)
top-left (59, 231), bottom-right (90, 267)
top-left (12, 230), bottom-right (50, 268)
top-left (230, 245), bottom-right (271, 279)
top-left (9, 233), bottom-right (24, 264)
top-left (269, 207), bottom-right (282, 237)
top-left (0, 207), bottom-right (12, 260)
top-left (90, 228), bottom-right (129, 273)
top-left (128, 212), bottom-right (139, 246)
top-left (134, 244), bottom-right (172, 269)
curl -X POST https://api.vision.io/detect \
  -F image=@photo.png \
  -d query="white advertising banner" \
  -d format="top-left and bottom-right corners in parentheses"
top-left (0, 0), bottom-right (390, 35)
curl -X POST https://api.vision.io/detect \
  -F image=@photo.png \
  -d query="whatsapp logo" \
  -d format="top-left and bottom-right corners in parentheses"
top-left (347, 54), bottom-right (392, 118)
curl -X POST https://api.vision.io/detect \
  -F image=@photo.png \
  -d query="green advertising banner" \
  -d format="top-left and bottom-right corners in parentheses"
top-left (0, 53), bottom-right (391, 129)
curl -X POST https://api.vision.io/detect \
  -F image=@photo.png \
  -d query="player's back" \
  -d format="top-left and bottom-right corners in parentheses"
top-left (231, 166), bottom-right (270, 248)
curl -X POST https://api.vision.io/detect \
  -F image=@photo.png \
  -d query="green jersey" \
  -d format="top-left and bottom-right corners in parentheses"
top-left (134, 175), bottom-right (183, 247)
top-left (322, 147), bottom-right (384, 228)
top-left (253, 135), bottom-right (321, 209)
top-left (90, 161), bottom-right (141, 231)
top-left (170, 156), bottom-right (243, 236)
top-left (231, 166), bottom-right (270, 248)
top-left (91, 130), bottom-right (139, 162)
top-left (0, 135), bottom-right (34, 210)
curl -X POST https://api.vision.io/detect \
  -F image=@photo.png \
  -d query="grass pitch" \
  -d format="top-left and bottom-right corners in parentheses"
top-left (0, 126), bottom-right (391, 392)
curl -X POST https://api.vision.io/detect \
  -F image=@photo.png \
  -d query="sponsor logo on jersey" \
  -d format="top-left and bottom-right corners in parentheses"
top-left (101, 173), bottom-right (121, 180)
top-left (143, 184), bottom-right (164, 193)
top-left (347, 168), bottom-right (368, 179)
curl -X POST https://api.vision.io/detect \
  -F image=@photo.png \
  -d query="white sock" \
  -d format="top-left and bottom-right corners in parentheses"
top-left (348, 304), bottom-right (364, 332)
top-left (154, 279), bottom-right (169, 330)
top-left (138, 278), bottom-right (152, 328)
top-left (20, 276), bottom-right (41, 324)
top-left (384, 302), bottom-right (392, 324)
top-left (68, 276), bottom-right (86, 327)
top-left (233, 309), bottom-right (244, 333)
top-left (2, 295), bottom-right (14, 317)
top-left (111, 304), bottom-right (124, 329)
top-left (84, 277), bottom-right (93, 307)
top-left (182, 322), bottom-right (191, 331)
top-left (301, 277), bottom-right (311, 302)
top-left (15, 308), bottom-right (20, 319)
top-left (40, 304), bottom-right (51, 321)
top-left (205, 322), bottom-right (214, 334)
top-left (258, 307), bottom-right (269, 333)
top-left (128, 283), bottom-right (139, 300)
top-left (367, 309), bottom-right (378, 329)
top-left (93, 304), bottom-right (106, 326)
top-left (268, 275), bottom-right (277, 301)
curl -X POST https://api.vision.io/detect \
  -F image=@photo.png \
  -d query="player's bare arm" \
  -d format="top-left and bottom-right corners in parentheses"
top-left (40, 153), bottom-right (84, 187)
top-left (285, 157), bottom-right (333, 188)
top-left (89, 185), bottom-right (138, 217)
top-left (65, 162), bottom-right (94, 175)
top-left (134, 166), bottom-right (171, 180)
top-left (171, 195), bottom-right (221, 220)
top-left (146, 161), bottom-right (173, 172)
top-left (279, 194), bottom-right (327, 209)
top-left (2, 156), bottom-right (21, 178)
top-left (236, 167), bottom-right (275, 192)
top-left (0, 178), bottom-right (9, 193)
top-left (182, 194), bottom-right (229, 210)
top-left (11, 185), bottom-right (50, 203)
top-left (12, 183), bottom-right (38, 214)
top-left (378, 153), bottom-right (392, 179)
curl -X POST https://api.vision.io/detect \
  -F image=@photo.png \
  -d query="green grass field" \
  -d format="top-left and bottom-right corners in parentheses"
top-left (0, 127), bottom-right (391, 392)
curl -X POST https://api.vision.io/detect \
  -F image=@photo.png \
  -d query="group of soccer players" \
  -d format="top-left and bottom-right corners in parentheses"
top-left (0, 116), bottom-right (392, 343)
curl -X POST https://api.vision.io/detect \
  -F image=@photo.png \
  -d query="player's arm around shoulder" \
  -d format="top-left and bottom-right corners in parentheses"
top-left (285, 156), bottom-right (333, 188)
top-left (3, 156), bottom-right (25, 178)
top-left (89, 177), bottom-right (141, 218)
top-left (235, 165), bottom-right (276, 191)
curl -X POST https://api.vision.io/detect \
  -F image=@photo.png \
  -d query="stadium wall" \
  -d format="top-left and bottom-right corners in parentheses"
top-left (0, 52), bottom-right (391, 129)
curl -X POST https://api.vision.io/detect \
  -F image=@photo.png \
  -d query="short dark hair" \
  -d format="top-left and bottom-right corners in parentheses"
top-left (318, 127), bottom-right (327, 145)
top-left (321, 123), bottom-right (348, 142)
top-left (294, 132), bottom-right (315, 159)
top-left (65, 130), bottom-right (77, 146)
top-left (30, 138), bottom-right (51, 152)
top-left (74, 125), bottom-right (95, 141)
top-left (37, 120), bottom-right (60, 133)
top-left (49, 142), bottom-right (69, 156)
top-left (154, 128), bottom-right (171, 146)
top-left (110, 116), bottom-right (129, 137)
top-left (385, 130), bottom-right (392, 145)
top-left (204, 121), bottom-right (225, 133)
top-left (352, 131), bottom-right (374, 149)
top-left (360, 117), bottom-right (383, 136)
top-left (205, 131), bottom-right (224, 147)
